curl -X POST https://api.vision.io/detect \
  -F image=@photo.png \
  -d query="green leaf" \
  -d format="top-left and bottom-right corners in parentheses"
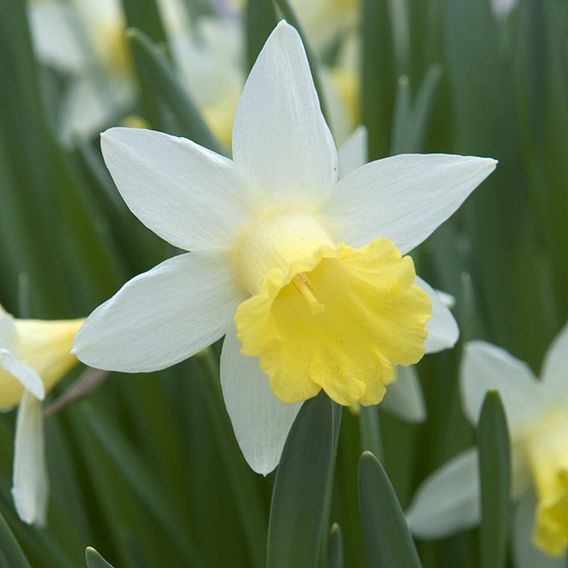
top-left (361, 0), bottom-right (395, 159)
top-left (267, 392), bottom-right (335, 568)
top-left (446, 0), bottom-right (547, 367)
top-left (127, 28), bottom-right (223, 154)
top-left (328, 523), bottom-right (344, 568)
top-left (0, 510), bottom-right (31, 568)
top-left (85, 547), bottom-right (115, 568)
top-left (359, 406), bottom-right (383, 461)
top-left (477, 391), bottom-right (510, 568)
top-left (121, 0), bottom-right (169, 127)
top-left (246, 0), bottom-right (277, 70)
top-left (406, 64), bottom-right (442, 152)
top-left (79, 403), bottom-right (201, 565)
top-left (193, 353), bottom-right (267, 568)
top-left (358, 451), bottom-right (421, 568)
top-left (121, 0), bottom-right (167, 44)
top-left (391, 65), bottom-right (442, 155)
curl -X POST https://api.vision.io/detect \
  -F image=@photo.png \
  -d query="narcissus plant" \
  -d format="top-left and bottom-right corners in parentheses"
top-left (74, 21), bottom-right (495, 474)
top-left (0, 305), bottom-right (82, 525)
top-left (407, 322), bottom-right (568, 565)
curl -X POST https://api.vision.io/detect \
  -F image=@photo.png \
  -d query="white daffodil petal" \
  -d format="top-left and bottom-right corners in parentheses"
top-left (220, 328), bottom-right (302, 475)
top-left (415, 277), bottom-right (459, 354)
top-left (323, 154), bottom-right (496, 254)
top-left (406, 449), bottom-right (480, 539)
top-left (338, 126), bottom-right (368, 178)
top-left (380, 365), bottom-right (426, 423)
top-left (28, 2), bottom-right (86, 73)
top-left (61, 76), bottom-right (133, 146)
top-left (0, 312), bottom-right (15, 344)
top-left (541, 321), bottom-right (568, 397)
top-left (0, 350), bottom-right (45, 401)
top-left (74, 252), bottom-right (244, 372)
top-left (436, 290), bottom-right (455, 309)
top-left (100, 127), bottom-right (255, 251)
top-left (232, 21), bottom-right (337, 208)
top-left (491, 0), bottom-right (518, 18)
top-left (513, 491), bottom-right (567, 568)
top-left (461, 341), bottom-right (545, 431)
top-left (12, 391), bottom-right (48, 526)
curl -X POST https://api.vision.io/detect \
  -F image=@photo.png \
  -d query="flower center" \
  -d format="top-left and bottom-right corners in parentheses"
top-left (232, 211), bottom-right (432, 406)
top-left (524, 413), bottom-right (568, 556)
top-left (291, 273), bottom-right (326, 316)
top-left (233, 210), bottom-right (334, 295)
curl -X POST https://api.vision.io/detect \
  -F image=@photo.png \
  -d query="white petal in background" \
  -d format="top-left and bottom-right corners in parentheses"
top-left (0, 311), bottom-right (15, 344)
top-left (28, 2), bottom-right (87, 73)
top-left (74, 252), bottom-right (245, 373)
top-left (491, 0), bottom-right (518, 18)
top-left (406, 449), bottom-right (480, 539)
top-left (0, 350), bottom-right (45, 401)
top-left (220, 328), bottom-right (302, 475)
top-left (460, 341), bottom-right (546, 432)
top-left (338, 126), bottom-right (368, 179)
top-left (232, 21), bottom-right (338, 208)
top-left (323, 153), bottom-right (496, 254)
top-left (12, 391), bottom-right (48, 526)
top-left (541, 321), bottom-right (568, 399)
top-left (415, 277), bottom-right (459, 354)
top-left (513, 491), bottom-right (567, 568)
top-left (100, 127), bottom-right (256, 251)
top-left (381, 365), bottom-right (426, 423)
top-left (60, 75), bottom-right (133, 146)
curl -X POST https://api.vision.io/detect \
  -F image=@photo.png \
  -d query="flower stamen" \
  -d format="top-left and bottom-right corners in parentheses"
top-left (292, 273), bottom-right (326, 316)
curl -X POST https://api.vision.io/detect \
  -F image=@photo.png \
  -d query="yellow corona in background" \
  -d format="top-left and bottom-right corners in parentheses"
top-left (407, 324), bottom-right (568, 559)
top-left (0, 304), bottom-right (83, 525)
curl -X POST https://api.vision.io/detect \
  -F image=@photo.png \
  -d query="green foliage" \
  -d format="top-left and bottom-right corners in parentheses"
top-left (0, 511), bottom-right (31, 568)
top-left (358, 451), bottom-right (422, 568)
top-left (127, 28), bottom-right (223, 152)
top-left (477, 392), bottom-right (511, 568)
top-left (85, 547), bottom-right (114, 568)
top-left (266, 393), bottom-right (336, 568)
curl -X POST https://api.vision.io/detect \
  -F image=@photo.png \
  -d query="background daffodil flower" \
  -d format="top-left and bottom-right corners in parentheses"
top-left (406, 322), bottom-right (568, 565)
top-left (0, 305), bottom-right (83, 526)
top-left (73, 21), bottom-right (495, 475)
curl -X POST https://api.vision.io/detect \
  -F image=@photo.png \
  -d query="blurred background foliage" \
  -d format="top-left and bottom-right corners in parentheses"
top-left (0, 0), bottom-right (567, 566)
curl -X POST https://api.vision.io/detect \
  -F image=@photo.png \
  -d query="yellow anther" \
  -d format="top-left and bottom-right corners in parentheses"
top-left (292, 273), bottom-right (326, 315)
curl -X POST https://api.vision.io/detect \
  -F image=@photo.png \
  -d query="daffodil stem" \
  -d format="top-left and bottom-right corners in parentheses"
top-left (17, 273), bottom-right (30, 319)
top-left (359, 406), bottom-right (384, 462)
top-left (318, 401), bottom-right (343, 568)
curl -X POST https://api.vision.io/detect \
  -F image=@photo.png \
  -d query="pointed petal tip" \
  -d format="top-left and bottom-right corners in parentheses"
top-left (32, 385), bottom-right (46, 402)
top-left (274, 19), bottom-right (292, 32)
top-left (255, 463), bottom-right (276, 477)
top-left (270, 19), bottom-right (301, 46)
top-left (472, 156), bottom-right (498, 174)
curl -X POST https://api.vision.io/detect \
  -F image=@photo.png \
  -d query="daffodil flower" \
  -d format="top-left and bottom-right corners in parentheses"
top-left (73, 21), bottom-right (495, 474)
top-left (0, 305), bottom-right (82, 525)
top-left (29, 0), bottom-right (134, 143)
top-left (406, 323), bottom-right (568, 566)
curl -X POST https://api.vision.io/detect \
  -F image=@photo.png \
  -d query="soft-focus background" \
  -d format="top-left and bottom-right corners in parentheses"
top-left (1, 0), bottom-right (567, 566)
